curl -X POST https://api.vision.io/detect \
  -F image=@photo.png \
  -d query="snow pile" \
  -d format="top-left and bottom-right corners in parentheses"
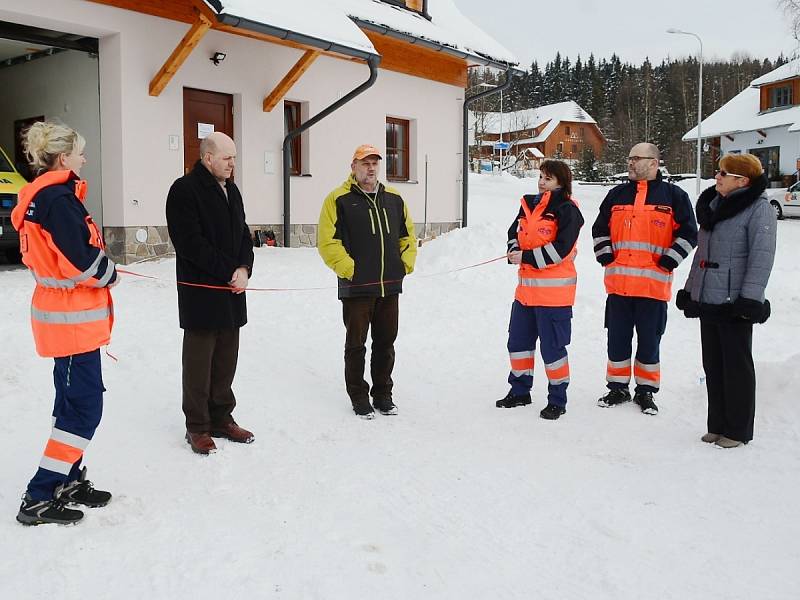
top-left (0, 174), bottom-right (798, 599)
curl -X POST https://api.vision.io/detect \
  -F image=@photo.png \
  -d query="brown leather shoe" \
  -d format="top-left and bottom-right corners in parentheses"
top-left (210, 422), bottom-right (255, 444)
top-left (185, 431), bottom-right (217, 455)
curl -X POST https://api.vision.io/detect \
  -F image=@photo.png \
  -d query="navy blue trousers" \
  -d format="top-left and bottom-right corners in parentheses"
top-left (507, 301), bottom-right (572, 407)
top-left (604, 294), bottom-right (667, 394)
top-left (27, 349), bottom-right (104, 501)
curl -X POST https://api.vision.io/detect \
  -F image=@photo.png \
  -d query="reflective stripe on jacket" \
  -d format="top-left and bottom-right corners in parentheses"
top-left (593, 175), bottom-right (697, 301)
top-left (11, 170), bottom-right (114, 358)
top-left (514, 191), bottom-right (580, 307)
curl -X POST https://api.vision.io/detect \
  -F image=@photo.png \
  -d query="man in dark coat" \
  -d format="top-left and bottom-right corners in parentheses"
top-left (166, 132), bottom-right (255, 454)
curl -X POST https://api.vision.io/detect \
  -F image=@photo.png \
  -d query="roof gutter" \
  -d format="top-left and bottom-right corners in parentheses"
top-left (282, 55), bottom-right (381, 246)
top-left (462, 68), bottom-right (517, 227)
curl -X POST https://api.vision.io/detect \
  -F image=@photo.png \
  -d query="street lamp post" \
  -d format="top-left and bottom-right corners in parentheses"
top-left (667, 28), bottom-right (704, 195)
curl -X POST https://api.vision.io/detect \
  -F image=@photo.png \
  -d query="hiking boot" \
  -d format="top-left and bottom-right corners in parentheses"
top-left (539, 404), bottom-right (566, 420)
top-left (597, 388), bottom-right (631, 408)
top-left (60, 467), bottom-right (111, 508)
top-left (701, 433), bottom-right (722, 444)
top-left (353, 400), bottom-right (375, 420)
top-left (496, 391), bottom-right (532, 408)
top-left (210, 422), bottom-right (255, 444)
top-left (715, 436), bottom-right (746, 449)
top-left (373, 398), bottom-right (398, 416)
top-left (633, 391), bottom-right (658, 415)
top-left (186, 431), bottom-right (217, 454)
top-left (16, 488), bottom-right (84, 526)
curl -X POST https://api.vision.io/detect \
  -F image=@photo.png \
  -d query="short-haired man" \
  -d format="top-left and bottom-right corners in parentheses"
top-left (592, 143), bottom-right (698, 414)
top-left (318, 144), bottom-right (417, 419)
top-left (166, 132), bottom-right (255, 453)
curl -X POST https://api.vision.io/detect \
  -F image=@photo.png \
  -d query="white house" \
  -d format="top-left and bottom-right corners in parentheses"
top-left (683, 58), bottom-right (800, 184)
top-left (0, 0), bottom-right (518, 263)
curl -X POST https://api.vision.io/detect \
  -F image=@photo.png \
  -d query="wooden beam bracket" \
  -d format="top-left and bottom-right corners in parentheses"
top-left (149, 9), bottom-right (212, 97)
top-left (263, 50), bottom-right (321, 112)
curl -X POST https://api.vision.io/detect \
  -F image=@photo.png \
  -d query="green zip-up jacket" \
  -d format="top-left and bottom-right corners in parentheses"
top-left (318, 173), bottom-right (416, 299)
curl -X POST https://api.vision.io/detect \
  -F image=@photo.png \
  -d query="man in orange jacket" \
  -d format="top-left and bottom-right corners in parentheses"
top-left (592, 143), bottom-right (697, 415)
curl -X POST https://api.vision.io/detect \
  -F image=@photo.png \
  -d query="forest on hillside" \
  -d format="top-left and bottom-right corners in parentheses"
top-left (469, 53), bottom-right (791, 177)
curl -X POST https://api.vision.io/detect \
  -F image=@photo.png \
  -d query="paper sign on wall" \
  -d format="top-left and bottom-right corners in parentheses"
top-left (197, 123), bottom-right (214, 139)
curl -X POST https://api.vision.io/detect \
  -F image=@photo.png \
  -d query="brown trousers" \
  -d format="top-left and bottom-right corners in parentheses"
top-left (182, 328), bottom-right (239, 433)
top-left (342, 295), bottom-right (399, 407)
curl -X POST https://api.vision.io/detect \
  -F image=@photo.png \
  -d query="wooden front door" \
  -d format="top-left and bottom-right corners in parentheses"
top-left (183, 88), bottom-right (233, 175)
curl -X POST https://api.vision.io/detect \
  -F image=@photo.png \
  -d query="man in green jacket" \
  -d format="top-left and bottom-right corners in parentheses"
top-left (318, 144), bottom-right (417, 419)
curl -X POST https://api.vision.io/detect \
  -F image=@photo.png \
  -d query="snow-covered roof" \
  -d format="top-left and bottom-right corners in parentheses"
top-left (470, 101), bottom-right (598, 143)
top-left (337, 0), bottom-right (518, 66)
top-left (683, 61), bottom-right (800, 141)
top-left (205, 0), bottom-right (518, 66)
top-left (205, 0), bottom-right (377, 56)
top-left (751, 57), bottom-right (800, 87)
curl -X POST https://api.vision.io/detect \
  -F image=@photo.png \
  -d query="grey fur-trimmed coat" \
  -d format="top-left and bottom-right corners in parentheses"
top-left (678, 175), bottom-right (776, 323)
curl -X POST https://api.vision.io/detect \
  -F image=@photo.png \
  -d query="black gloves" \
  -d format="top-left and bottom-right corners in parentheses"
top-left (597, 254), bottom-right (613, 267)
top-left (675, 289), bottom-right (700, 319)
top-left (658, 254), bottom-right (678, 272)
top-left (732, 297), bottom-right (771, 324)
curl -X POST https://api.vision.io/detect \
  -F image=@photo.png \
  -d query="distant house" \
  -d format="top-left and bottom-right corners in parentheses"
top-left (0, 0), bottom-right (518, 262)
top-left (683, 58), bottom-right (800, 184)
top-left (469, 101), bottom-right (605, 167)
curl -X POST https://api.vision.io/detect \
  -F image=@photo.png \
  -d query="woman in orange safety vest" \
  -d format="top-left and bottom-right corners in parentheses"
top-left (11, 121), bottom-right (117, 526)
top-left (496, 160), bottom-right (584, 420)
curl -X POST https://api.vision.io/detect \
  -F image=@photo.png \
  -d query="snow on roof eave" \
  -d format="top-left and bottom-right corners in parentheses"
top-left (203, 0), bottom-right (378, 61)
top-left (351, 17), bottom-right (522, 73)
top-left (752, 76), bottom-right (800, 88)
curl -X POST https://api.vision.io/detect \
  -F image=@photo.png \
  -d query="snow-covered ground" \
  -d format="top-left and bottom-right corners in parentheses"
top-left (1, 173), bottom-right (799, 599)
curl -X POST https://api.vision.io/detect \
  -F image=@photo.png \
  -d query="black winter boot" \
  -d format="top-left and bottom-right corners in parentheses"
top-left (16, 487), bottom-right (84, 526)
top-left (633, 390), bottom-right (658, 415)
top-left (496, 391), bottom-right (532, 408)
top-left (539, 404), bottom-right (566, 420)
top-left (60, 467), bottom-right (112, 508)
top-left (373, 398), bottom-right (398, 415)
top-left (597, 388), bottom-right (631, 408)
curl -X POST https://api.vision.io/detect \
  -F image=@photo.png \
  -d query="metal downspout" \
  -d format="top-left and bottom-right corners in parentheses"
top-left (462, 68), bottom-right (515, 227)
top-left (282, 55), bottom-right (380, 246)
top-left (421, 0), bottom-right (432, 20)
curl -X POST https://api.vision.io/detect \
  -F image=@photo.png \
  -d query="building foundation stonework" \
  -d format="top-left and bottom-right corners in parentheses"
top-left (104, 226), bottom-right (173, 265)
top-left (103, 223), bottom-right (461, 264)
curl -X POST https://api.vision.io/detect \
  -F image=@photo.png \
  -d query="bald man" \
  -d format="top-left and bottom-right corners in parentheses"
top-left (592, 143), bottom-right (697, 415)
top-left (166, 132), bottom-right (255, 454)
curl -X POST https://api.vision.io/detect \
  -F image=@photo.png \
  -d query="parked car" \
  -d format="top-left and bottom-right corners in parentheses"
top-left (0, 145), bottom-right (27, 262)
top-left (771, 181), bottom-right (800, 220)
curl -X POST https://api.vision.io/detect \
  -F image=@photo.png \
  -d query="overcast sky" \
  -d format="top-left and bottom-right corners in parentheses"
top-left (453, 0), bottom-right (798, 66)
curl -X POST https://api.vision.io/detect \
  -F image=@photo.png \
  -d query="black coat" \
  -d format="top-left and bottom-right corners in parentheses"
top-left (166, 161), bottom-right (254, 330)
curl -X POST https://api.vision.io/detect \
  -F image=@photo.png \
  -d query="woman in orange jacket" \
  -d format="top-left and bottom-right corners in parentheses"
top-left (497, 160), bottom-right (584, 420)
top-left (11, 122), bottom-right (117, 525)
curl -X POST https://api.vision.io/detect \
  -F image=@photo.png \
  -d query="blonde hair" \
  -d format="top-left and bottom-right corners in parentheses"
top-left (23, 121), bottom-right (85, 175)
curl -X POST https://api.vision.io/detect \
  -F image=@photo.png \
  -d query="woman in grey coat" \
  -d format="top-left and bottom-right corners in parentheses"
top-left (676, 153), bottom-right (776, 448)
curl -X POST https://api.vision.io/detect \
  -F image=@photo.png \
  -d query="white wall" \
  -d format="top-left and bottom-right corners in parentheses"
top-left (721, 124), bottom-right (800, 177)
top-left (0, 0), bottom-right (466, 230)
top-left (0, 50), bottom-right (102, 223)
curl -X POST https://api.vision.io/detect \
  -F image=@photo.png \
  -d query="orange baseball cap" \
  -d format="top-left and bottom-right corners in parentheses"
top-left (352, 144), bottom-right (382, 161)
